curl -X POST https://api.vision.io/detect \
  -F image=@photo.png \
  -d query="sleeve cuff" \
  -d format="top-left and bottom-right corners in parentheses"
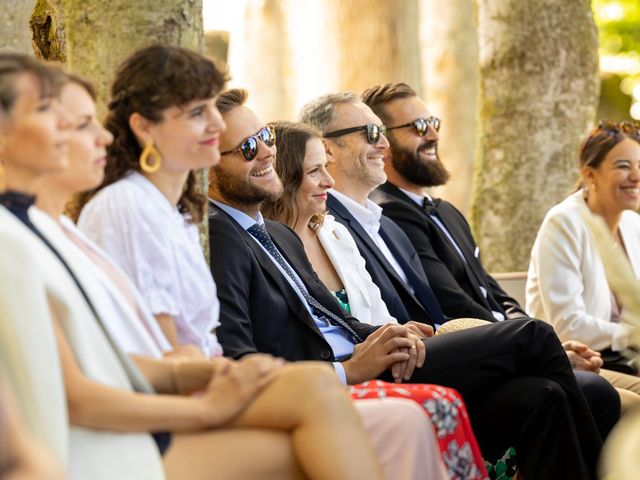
top-left (333, 362), bottom-right (348, 385)
top-left (612, 323), bottom-right (632, 352)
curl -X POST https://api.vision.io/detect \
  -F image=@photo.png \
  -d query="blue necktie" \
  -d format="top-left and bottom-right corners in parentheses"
top-left (248, 223), bottom-right (362, 343)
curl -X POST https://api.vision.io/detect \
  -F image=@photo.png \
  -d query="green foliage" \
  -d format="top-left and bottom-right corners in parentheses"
top-left (594, 0), bottom-right (640, 55)
top-left (593, 0), bottom-right (640, 120)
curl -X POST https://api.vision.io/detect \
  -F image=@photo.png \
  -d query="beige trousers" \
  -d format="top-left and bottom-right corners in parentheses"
top-left (600, 368), bottom-right (640, 413)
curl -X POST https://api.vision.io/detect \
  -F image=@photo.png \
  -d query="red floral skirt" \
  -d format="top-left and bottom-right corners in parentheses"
top-left (350, 380), bottom-right (488, 480)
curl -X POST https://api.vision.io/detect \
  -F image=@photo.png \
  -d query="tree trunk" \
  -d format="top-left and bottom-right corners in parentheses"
top-left (471, 0), bottom-right (599, 272)
top-left (421, 0), bottom-right (478, 216)
top-left (0, 0), bottom-right (34, 53)
top-left (328, 0), bottom-right (422, 95)
top-left (233, 0), bottom-right (294, 122)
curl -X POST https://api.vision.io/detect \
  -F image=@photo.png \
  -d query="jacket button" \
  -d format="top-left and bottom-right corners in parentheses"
top-left (320, 349), bottom-right (331, 360)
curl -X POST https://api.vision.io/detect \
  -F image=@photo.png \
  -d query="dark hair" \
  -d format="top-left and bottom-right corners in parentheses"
top-left (0, 53), bottom-right (62, 116)
top-left (576, 120), bottom-right (640, 190)
top-left (261, 121), bottom-right (322, 228)
top-left (361, 82), bottom-right (417, 124)
top-left (77, 45), bottom-right (226, 223)
top-left (216, 88), bottom-right (248, 114)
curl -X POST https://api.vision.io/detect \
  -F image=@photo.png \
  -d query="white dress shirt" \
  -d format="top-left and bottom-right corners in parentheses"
top-left (78, 172), bottom-right (223, 357)
top-left (330, 189), bottom-right (411, 288)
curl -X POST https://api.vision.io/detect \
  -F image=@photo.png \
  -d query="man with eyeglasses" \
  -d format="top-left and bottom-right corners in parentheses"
top-left (298, 91), bottom-right (610, 480)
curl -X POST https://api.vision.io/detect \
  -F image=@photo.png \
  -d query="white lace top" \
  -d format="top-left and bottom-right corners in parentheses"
top-left (78, 171), bottom-right (222, 357)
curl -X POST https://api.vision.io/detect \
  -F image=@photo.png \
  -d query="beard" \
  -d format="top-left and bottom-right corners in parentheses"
top-left (389, 138), bottom-right (450, 187)
top-left (210, 164), bottom-right (283, 208)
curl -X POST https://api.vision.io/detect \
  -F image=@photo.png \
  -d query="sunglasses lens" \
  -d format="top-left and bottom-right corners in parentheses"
top-left (415, 119), bottom-right (428, 136)
top-left (367, 125), bottom-right (385, 144)
top-left (240, 137), bottom-right (258, 161)
top-left (260, 126), bottom-right (276, 147)
top-left (431, 117), bottom-right (441, 132)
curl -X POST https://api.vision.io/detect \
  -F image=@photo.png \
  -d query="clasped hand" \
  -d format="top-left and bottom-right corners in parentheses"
top-left (342, 321), bottom-right (432, 384)
top-left (199, 354), bottom-right (284, 427)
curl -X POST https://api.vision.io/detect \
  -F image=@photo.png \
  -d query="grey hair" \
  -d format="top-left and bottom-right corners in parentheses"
top-left (298, 91), bottom-right (359, 134)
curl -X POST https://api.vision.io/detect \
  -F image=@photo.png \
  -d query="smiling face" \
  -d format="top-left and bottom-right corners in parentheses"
top-left (146, 96), bottom-right (225, 173)
top-left (210, 104), bottom-right (282, 213)
top-left (584, 137), bottom-right (640, 216)
top-left (324, 101), bottom-right (389, 195)
top-left (382, 95), bottom-right (450, 187)
top-left (294, 137), bottom-right (335, 219)
top-left (0, 72), bottom-right (70, 192)
top-left (46, 82), bottom-right (113, 195)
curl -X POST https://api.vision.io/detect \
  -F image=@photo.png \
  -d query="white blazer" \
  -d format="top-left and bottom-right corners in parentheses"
top-left (30, 209), bottom-right (172, 359)
top-left (316, 215), bottom-right (396, 326)
top-left (0, 207), bottom-right (68, 465)
top-left (526, 191), bottom-right (640, 351)
top-left (1, 207), bottom-right (164, 480)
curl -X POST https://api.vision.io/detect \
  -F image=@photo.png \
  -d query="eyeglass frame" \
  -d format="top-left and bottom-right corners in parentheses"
top-left (323, 123), bottom-right (387, 145)
top-left (220, 125), bottom-right (276, 161)
top-left (387, 116), bottom-right (441, 137)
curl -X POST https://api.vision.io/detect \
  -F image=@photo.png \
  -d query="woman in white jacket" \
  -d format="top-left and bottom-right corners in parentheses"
top-left (527, 121), bottom-right (640, 383)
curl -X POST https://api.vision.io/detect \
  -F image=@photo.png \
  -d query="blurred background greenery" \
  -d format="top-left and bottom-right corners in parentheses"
top-left (594, 0), bottom-right (640, 120)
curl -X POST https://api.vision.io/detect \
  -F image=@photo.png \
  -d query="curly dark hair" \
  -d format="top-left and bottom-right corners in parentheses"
top-left (76, 45), bottom-right (226, 223)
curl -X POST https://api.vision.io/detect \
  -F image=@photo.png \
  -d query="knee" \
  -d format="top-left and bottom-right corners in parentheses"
top-left (575, 371), bottom-right (621, 417)
top-left (278, 362), bottom-right (344, 397)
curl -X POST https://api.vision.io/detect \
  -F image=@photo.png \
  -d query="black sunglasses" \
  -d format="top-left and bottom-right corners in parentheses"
top-left (221, 125), bottom-right (276, 161)
top-left (387, 116), bottom-right (441, 136)
top-left (324, 123), bottom-right (387, 145)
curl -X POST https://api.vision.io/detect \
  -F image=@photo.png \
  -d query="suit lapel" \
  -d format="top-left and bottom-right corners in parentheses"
top-left (380, 183), bottom-right (494, 311)
top-left (327, 194), bottom-right (414, 293)
top-left (211, 204), bottom-right (324, 336)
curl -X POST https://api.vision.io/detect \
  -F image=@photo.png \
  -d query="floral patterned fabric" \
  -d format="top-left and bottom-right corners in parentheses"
top-left (350, 380), bottom-right (489, 480)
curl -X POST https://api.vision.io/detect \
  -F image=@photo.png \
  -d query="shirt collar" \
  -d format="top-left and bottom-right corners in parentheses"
top-left (398, 187), bottom-right (429, 207)
top-left (329, 189), bottom-right (382, 229)
top-left (209, 198), bottom-right (264, 230)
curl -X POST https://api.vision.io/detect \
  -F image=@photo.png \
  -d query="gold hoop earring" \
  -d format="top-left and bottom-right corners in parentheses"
top-left (139, 139), bottom-right (162, 173)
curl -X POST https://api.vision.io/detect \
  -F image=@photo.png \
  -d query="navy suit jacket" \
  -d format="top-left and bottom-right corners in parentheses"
top-left (326, 193), bottom-right (443, 327)
top-left (208, 203), bottom-right (378, 361)
top-left (371, 182), bottom-right (526, 321)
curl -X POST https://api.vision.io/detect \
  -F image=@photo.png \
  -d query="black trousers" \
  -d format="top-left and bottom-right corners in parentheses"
top-left (380, 318), bottom-right (603, 480)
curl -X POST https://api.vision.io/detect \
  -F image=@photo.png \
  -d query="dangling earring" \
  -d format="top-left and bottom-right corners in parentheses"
top-left (139, 139), bottom-right (162, 173)
top-left (591, 182), bottom-right (598, 193)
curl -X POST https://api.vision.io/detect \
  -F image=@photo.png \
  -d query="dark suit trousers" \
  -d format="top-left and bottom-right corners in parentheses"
top-left (381, 318), bottom-right (602, 480)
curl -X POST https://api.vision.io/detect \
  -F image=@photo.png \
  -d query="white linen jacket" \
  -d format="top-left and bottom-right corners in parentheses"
top-left (526, 190), bottom-right (640, 351)
top-left (316, 214), bottom-right (396, 326)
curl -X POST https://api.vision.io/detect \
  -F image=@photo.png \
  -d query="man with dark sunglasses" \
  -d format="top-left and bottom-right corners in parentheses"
top-left (298, 90), bottom-right (611, 480)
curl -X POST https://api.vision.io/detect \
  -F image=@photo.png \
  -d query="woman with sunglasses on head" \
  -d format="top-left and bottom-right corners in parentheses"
top-left (261, 121), bottom-right (488, 479)
top-left (527, 121), bottom-right (640, 392)
top-left (0, 49), bottom-right (397, 480)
